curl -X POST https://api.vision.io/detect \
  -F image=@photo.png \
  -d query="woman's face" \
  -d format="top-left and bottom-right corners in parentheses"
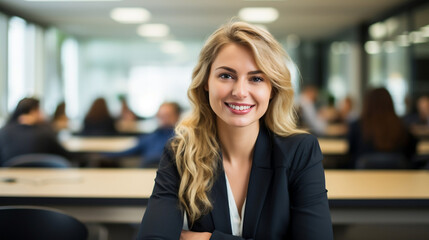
top-left (206, 43), bottom-right (272, 129)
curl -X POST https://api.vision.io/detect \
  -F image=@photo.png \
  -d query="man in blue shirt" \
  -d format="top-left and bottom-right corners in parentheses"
top-left (105, 102), bottom-right (181, 168)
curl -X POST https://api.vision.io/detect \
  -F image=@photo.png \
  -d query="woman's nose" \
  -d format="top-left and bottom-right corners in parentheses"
top-left (232, 78), bottom-right (248, 99)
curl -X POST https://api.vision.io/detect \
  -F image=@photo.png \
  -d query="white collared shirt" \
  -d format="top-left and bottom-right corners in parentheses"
top-left (182, 173), bottom-right (246, 236)
top-left (225, 173), bottom-right (245, 236)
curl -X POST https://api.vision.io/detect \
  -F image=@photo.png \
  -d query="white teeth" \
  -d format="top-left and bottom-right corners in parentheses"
top-left (228, 103), bottom-right (251, 111)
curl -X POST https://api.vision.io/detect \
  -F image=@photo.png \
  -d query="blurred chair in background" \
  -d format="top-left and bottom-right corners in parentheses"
top-left (81, 97), bottom-right (118, 136)
top-left (103, 102), bottom-right (181, 168)
top-left (347, 88), bottom-right (417, 169)
top-left (0, 206), bottom-right (88, 240)
top-left (0, 98), bottom-right (72, 167)
top-left (3, 153), bottom-right (71, 168)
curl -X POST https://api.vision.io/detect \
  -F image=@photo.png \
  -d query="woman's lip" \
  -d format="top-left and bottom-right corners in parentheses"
top-left (225, 102), bottom-right (254, 106)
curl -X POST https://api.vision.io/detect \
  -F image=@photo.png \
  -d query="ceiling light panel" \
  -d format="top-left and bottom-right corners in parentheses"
top-left (238, 7), bottom-right (279, 23)
top-left (26, 0), bottom-right (121, 2)
top-left (110, 8), bottom-right (151, 24)
top-left (137, 24), bottom-right (170, 38)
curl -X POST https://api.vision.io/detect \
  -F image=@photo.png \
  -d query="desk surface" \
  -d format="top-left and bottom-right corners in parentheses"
top-left (318, 138), bottom-right (429, 155)
top-left (61, 136), bottom-right (429, 156)
top-left (0, 169), bottom-right (155, 199)
top-left (1, 169), bottom-right (429, 202)
top-left (61, 137), bottom-right (138, 153)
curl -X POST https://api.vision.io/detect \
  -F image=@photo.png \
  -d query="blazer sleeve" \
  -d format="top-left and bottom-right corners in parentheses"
top-left (288, 135), bottom-right (334, 240)
top-left (137, 146), bottom-right (184, 240)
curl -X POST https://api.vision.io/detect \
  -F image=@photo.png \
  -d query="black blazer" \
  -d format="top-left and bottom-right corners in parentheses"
top-left (138, 126), bottom-right (333, 240)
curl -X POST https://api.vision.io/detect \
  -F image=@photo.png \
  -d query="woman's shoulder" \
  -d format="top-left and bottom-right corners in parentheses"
top-left (272, 132), bottom-right (318, 148)
top-left (270, 132), bottom-right (323, 169)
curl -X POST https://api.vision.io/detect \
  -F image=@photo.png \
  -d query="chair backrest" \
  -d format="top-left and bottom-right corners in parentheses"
top-left (0, 206), bottom-right (88, 240)
top-left (3, 154), bottom-right (71, 168)
top-left (356, 152), bottom-right (410, 169)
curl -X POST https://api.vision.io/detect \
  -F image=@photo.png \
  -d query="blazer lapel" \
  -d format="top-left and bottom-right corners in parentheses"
top-left (242, 125), bottom-right (273, 238)
top-left (209, 168), bottom-right (232, 234)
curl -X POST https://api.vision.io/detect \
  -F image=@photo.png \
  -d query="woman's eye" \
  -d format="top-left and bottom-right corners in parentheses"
top-left (219, 73), bottom-right (233, 79)
top-left (251, 76), bottom-right (264, 82)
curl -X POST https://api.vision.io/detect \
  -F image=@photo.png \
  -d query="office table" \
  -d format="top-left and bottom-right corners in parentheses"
top-left (318, 138), bottom-right (429, 155)
top-left (1, 169), bottom-right (429, 224)
top-left (61, 137), bottom-right (138, 153)
top-left (61, 136), bottom-right (429, 156)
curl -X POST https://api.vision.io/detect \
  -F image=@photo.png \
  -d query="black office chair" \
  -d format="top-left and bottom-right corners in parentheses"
top-left (3, 154), bottom-right (71, 168)
top-left (0, 206), bottom-right (88, 240)
top-left (356, 152), bottom-right (410, 169)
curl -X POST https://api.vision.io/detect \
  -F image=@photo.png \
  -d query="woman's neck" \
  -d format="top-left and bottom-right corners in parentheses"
top-left (217, 120), bottom-right (260, 165)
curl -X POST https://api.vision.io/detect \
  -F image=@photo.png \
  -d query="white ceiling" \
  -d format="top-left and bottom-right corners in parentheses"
top-left (0, 0), bottom-right (413, 41)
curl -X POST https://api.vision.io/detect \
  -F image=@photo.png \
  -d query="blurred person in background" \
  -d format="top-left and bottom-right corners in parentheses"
top-left (0, 97), bottom-right (71, 166)
top-left (297, 85), bottom-right (327, 136)
top-left (81, 97), bottom-right (118, 136)
top-left (338, 96), bottom-right (359, 123)
top-left (319, 95), bottom-right (341, 124)
top-left (104, 102), bottom-right (181, 168)
top-left (52, 101), bottom-right (69, 132)
top-left (116, 95), bottom-right (140, 133)
top-left (347, 88), bottom-right (417, 169)
top-left (404, 95), bottom-right (429, 126)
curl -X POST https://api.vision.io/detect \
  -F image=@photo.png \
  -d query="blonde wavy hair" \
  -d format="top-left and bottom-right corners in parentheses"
top-left (171, 21), bottom-right (303, 224)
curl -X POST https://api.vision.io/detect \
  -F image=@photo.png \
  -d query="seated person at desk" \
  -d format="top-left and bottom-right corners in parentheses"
top-left (138, 22), bottom-right (333, 239)
top-left (115, 95), bottom-right (140, 133)
top-left (403, 95), bottom-right (429, 136)
top-left (104, 102), bottom-right (181, 168)
top-left (347, 88), bottom-right (417, 169)
top-left (80, 97), bottom-right (118, 136)
top-left (0, 98), bottom-right (71, 166)
top-left (51, 101), bottom-right (69, 132)
top-left (296, 85), bottom-right (328, 136)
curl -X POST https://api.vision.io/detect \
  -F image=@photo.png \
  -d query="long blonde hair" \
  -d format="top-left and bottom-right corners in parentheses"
top-left (171, 21), bottom-right (303, 224)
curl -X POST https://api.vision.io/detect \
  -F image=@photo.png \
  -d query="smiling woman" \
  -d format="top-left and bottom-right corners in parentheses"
top-left (137, 21), bottom-right (333, 240)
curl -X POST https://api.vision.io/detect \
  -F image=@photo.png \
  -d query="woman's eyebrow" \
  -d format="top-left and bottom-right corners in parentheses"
top-left (248, 70), bottom-right (263, 75)
top-left (215, 66), bottom-right (263, 75)
top-left (215, 66), bottom-right (236, 73)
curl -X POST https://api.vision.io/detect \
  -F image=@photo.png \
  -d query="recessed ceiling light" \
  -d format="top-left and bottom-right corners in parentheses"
top-left (110, 8), bottom-right (151, 24)
top-left (161, 40), bottom-right (185, 54)
top-left (364, 41), bottom-right (381, 54)
top-left (409, 31), bottom-right (426, 44)
top-left (25, 0), bottom-right (121, 2)
top-left (137, 24), bottom-right (170, 38)
top-left (397, 34), bottom-right (410, 47)
top-left (238, 7), bottom-right (279, 23)
top-left (369, 22), bottom-right (387, 39)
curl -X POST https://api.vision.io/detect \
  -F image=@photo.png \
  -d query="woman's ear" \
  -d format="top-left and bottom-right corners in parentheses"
top-left (204, 83), bottom-right (209, 91)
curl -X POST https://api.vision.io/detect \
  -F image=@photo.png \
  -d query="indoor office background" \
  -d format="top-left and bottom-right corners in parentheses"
top-left (0, 0), bottom-right (427, 125)
top-left (1, 0), bottom-right (429, 240)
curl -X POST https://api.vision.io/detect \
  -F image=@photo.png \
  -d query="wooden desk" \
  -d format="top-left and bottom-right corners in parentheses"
top-left (318, 138), bottom-right (429, 155)
top-left (61, 137), bottom-right (138, 153)
top-left (1, 169), bottom-right (429, 224)
top-left (318, 138), bottom-right (348, 155)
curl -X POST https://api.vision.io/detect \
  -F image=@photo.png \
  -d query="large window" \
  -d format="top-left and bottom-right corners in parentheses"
top-left (366, 13), bottom-right (411, 116)
top-left (0, 12), bottom-right (7, 123)
top-left (7, 16), bottom-right (27, 112)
